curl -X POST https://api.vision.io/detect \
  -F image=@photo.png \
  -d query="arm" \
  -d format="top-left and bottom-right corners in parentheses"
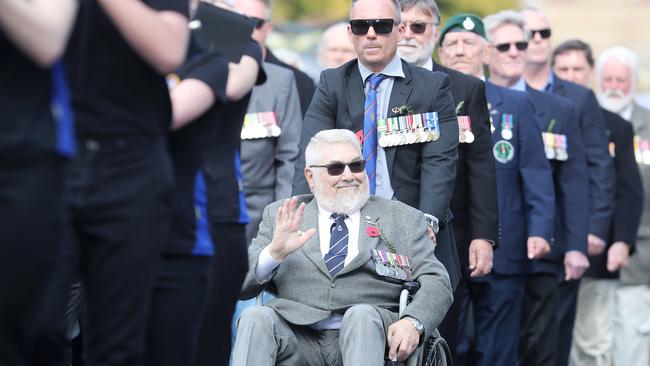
top-left (518, 99), bottom-right (555, 243)
top-left (292, 70), bottom-right (338, 195)
top-left (557, 104), bottom-right (590, 254)
top-left (225, 42), bottom-right (262, 101)
top-left (273, 75), bottom-right (302, 200)
top-left (578, 90), bottom-right (615, 240)
top-left (419, 74), bottom-right (459, 220)
top-left (0, 0), bottom-right (77, 66)
top-left (97, 0), bottom-right (189, 73)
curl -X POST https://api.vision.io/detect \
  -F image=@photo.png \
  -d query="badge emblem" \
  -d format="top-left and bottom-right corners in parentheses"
top-left (493, 140), bottom-right (515, 164)
top-left (463, 17), bottom-right (475, 31)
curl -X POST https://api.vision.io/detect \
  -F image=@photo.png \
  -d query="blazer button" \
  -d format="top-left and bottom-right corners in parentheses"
top-left (330, 282), bottom-right (336, 288)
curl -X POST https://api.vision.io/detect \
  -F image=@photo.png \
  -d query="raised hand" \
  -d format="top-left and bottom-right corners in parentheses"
top-left (268, 197), bottom-right (317, 261)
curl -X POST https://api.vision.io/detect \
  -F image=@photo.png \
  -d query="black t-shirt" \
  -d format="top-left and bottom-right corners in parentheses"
top-left (165, 40), bottom-right (229, 255)
top-left (203, 41), bottom-right (264, 225)
top-left (64, 0), bottom-right (189, 138)
top-left (0, 34), bottom-right (73, 157)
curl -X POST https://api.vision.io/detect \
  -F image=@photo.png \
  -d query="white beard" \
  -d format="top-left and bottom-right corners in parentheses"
top-left (313, 178), bottom-right (370, 215)
top-left (398, 38), bottom-right (436, 67)
top-left (597, 88), bottom-right (634, 114)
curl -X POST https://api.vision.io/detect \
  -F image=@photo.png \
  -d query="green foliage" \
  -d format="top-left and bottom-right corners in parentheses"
top-left (271, 0), bottom-right (519, 22)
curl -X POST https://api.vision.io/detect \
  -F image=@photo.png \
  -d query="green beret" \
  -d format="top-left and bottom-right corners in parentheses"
top-left (439, 13), bottom-right (486, 46)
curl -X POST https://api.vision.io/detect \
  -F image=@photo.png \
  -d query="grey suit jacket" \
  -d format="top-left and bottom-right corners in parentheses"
top-left (241, 62), bottom-right (302, 242)
top-left (240, 195), bottom-right (453, 338)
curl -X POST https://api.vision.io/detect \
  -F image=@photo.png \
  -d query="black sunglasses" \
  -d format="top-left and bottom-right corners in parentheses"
top-left (249, 16), bottom-right (268, 29)
top-left (349, 19), bottom-right (395, 35)
top-left (530, 28), bottom-right (552, 39)
top-left (402, 21), bottom-right (435, 34)
top-left (309, 160), bottom-right (366, 176)
top-left (494, 41), bottom-right (528, 53)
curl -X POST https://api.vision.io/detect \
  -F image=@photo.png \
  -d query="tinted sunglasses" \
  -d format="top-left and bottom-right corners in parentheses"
top-left (530, 28), bottom-right (552, 39)
top-left (249, 16), bottom-right (268, 29)
top-left (309, 160), bottom-right (366, 175)
top-left (494, 41), bottom-right (528, 52)
top-left (402, 21), bottom-right (436, 34)
top-left (349, 19), bottom-right (395, 35)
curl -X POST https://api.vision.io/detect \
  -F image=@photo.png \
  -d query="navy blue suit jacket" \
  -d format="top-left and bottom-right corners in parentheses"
top-left (551, 75), bottom-right (615, 240)
top-left (486, 82), bottom-right (555, 275)
top-left (526, 86), bottom-right (590, 275)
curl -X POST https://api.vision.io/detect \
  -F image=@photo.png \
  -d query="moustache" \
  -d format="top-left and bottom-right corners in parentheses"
top-left (602, 88), bottom-right (626, 99)
top-left (398, 39), bottom-right (423, 49)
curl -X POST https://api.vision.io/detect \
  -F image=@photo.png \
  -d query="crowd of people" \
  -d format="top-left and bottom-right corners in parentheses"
top-left (2, 0), bottom-right (650, 365)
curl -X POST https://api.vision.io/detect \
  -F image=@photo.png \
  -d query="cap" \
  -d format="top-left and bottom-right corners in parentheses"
top-left (439, 13), bottom-right (486, 46)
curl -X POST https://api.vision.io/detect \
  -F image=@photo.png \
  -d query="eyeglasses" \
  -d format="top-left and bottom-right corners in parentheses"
top-left (530, 28), bottom-right (552, 39)
top-left (402, 21), bottom-right (436, 35)
top-left (493, 41), bottom-right (528, 53)
top-left (309, 160), bottom-right (367, 176)
top-left (249, 16), bottom-right (268, 29)
top-left (349, 19), bottom-right (396, 35)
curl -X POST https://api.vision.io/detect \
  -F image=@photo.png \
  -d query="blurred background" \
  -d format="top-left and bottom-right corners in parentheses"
top-left (266, 0), bottom-right (650, 106)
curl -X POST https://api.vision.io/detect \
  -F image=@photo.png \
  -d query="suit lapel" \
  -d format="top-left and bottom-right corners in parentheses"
top-left (385, 61), bottom-right (414, 170)
top-left (345, 63), bottom-right (367, 132)
top-left (337, 198), bottom-right (381, 276)
top-left (299, 200), bottom-right (331, 278)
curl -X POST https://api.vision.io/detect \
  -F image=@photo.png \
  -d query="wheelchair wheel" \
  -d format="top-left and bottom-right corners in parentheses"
top-left (421, 336), bottom-right (453, 366)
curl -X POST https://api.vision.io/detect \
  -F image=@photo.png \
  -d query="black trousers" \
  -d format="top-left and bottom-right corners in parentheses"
top-left (146, 254), bottom-right (212, 366)
top-left (0, 154), bottom-right (67, 366)
top-left (554, 279), bottom-right (580, 366)
top-left (438, 275), bottom-right (466, 363)
top-left (67, 137), bottom-right (173, 366)
top-left (519, 273), bottom-right (560, 366)
top-left (195, 223), bottom-right (248, 366)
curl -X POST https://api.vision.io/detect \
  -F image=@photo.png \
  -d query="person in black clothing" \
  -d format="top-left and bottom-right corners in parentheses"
top-left (397, 2), bottom-right (499, 359)
top-left (62, 1), bottom-right (189, 364)
top-left (552, 39), bottom-right (643, 366)
top-left (147, 26), bottom-right (264, 364)
top-left (0, 1), bottom-right (77, 364)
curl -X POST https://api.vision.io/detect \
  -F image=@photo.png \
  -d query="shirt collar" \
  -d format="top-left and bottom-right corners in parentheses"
top-left (317, 203), bottom-right (360, 222)
top-left (422, 58), bottom-right (434, 71)
top-left (621, 103), bottom-right (634, 120)
top-left (358, 53), bottom-right (405, 84)
top-left (510, 77), bottom-right (527, 92)
top-left (544, 72), bottom-right (555, 92)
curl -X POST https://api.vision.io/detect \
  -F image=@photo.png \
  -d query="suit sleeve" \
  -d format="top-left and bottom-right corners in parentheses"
top-left (465, 80), bottom-right (499, 242)
top-left (612, 121), bottom-right (644, 249)
top-left (273, 75), bottom-right (301, 200)
top-left (240, 203), bottom-right (277, 300)
top-left (292, 71), bottom-right (337, 195)
top-left (419, 74), bottom-right (459, 220)
top-left (518, 99), bottom-right (555, 241)
top-left (579, 90), bottom-right (615, 239)
top-left (557, 104), bottom-right (590, 253)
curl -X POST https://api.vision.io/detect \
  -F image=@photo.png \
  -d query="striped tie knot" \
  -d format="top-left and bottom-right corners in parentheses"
top-left (368, 73), bottom-right (388, 90)
top-left (325, 213), bottom-right (349, 276)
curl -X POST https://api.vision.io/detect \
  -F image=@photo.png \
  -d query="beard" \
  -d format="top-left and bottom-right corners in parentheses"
top-left (597, 88), bottom-right (634, 114)
top-left (313, 177), bottom-right (370, 215)
top-left (397, 37), bottom-right (436, 67)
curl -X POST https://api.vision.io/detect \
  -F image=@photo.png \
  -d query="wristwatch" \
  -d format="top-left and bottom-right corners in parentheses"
top-left (405, 316), bottom-right (424, 334)
top-left (424, 214), bottom-right (439, 234)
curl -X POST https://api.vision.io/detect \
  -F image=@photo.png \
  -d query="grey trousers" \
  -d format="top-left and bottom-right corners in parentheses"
top-left (231, 304), bottom-right (387, 366)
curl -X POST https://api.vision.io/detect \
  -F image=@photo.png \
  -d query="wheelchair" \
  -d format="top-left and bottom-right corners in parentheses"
top-left (390, 281), bottom-right (453, 366)
top-left (253, 281), bottom-right (453, 366)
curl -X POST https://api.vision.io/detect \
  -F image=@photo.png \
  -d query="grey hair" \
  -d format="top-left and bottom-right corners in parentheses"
top-left (350, 0), bottom-right (402, 22)
top-left (398, 0), bottom-right (440, 25)
top-left (318, 22), bottom-right (350, 54)
top-left (305, 129), bottom-right (362, 167)
top-left (483, 10), bottom-right (530, 42)
top-left (595, 46), bottom-right (639, 84)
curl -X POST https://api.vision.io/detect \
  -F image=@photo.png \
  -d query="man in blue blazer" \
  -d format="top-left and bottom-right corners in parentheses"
top-left (522, 8), bottom-right (615, 366)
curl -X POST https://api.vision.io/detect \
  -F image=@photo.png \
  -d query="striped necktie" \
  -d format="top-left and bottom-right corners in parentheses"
top-left (324, 214), bottom-right (349, 276)
top-left (363, 73), bottom-right (388, 194)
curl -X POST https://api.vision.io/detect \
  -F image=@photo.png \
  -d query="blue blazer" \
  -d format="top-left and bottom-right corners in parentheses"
top-left (526, 86), bottom-right (590, 275)
top-left (552, 75), bottom-right (615, 240)
top-left (486, 82), bottom-right (555, 275)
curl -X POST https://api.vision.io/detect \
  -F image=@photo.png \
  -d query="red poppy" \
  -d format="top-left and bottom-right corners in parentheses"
top-left (356, 130), bottom-right (364, 145)
top-left (366, 226), bottom-right (380, 237)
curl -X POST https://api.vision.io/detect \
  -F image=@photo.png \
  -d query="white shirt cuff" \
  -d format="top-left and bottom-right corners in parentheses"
top-left (255, 245), bottom-right (284, 283)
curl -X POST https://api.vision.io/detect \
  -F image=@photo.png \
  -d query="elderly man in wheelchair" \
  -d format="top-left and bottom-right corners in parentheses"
top-left (231, 129), bottom-right (453, 365)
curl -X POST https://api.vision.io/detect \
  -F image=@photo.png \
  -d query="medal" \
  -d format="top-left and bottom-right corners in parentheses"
top-left (542, 132), bottom-right (555, 160)
top-left (501, 114), bottom-right (514, 140)
top-left (378, 118), bottom-right (389, 148)
top-left (555, 134), bottom-right (568, 161)
top-left (457, 116), bottom-right (474, 144)
top-left (501, 128), bottom-right (513, 140)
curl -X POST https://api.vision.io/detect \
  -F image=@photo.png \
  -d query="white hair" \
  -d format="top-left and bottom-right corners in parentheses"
top-left (596, 46), bottom-right (639, 85)
top-left (305, 129), bottom-right (361, 167)
top-left (483, 10), bottom-right (530, 42)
